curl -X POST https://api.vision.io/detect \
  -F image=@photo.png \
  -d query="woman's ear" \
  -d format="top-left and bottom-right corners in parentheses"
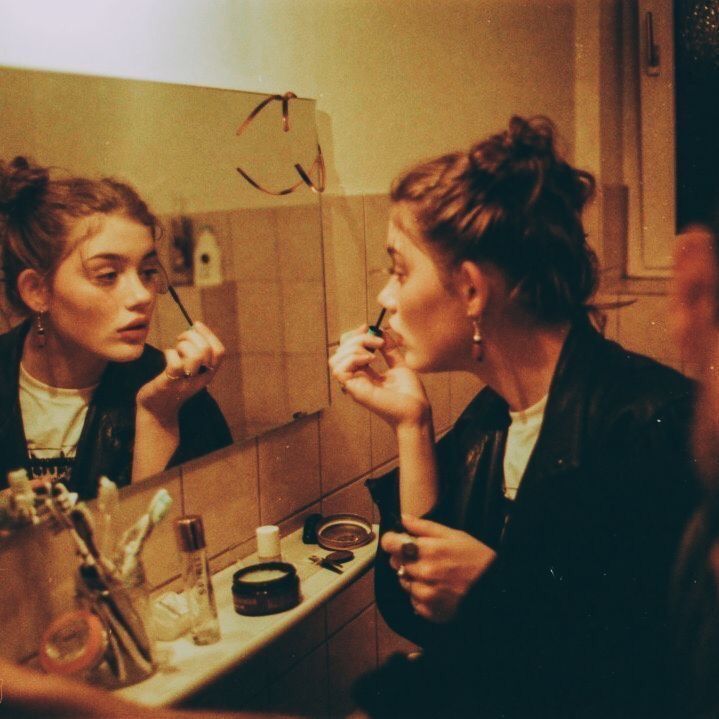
top-left (458, 260), bottom-right (490, 317)
top-left (16, 269), bottom-right (50, 313)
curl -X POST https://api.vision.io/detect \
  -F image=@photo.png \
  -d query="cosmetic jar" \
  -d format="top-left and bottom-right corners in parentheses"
top-left (232, 562), bottom-right (300, 616)
top-left (316, 513), bottom-right (374, 550)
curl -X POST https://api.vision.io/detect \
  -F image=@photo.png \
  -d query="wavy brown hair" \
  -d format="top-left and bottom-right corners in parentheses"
top-left (391, 116), bottom-right (598, 324)
top-left (0, 156), bottom-right (160, 315)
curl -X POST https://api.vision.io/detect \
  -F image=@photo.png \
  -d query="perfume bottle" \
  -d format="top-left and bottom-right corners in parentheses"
top-left (173, 515), bottom-right (221, 645)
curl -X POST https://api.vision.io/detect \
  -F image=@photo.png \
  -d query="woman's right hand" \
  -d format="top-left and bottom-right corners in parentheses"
top-left (136, 321), bottom-right (225, 423)
top-left (329, 324), bottom-right (430, 427)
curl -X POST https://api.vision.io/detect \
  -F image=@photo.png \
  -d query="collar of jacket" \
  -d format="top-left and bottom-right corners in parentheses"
top-left (0, 320), bottom-right (31, 469)
top-left (458, 317), bottom-right (608, 480)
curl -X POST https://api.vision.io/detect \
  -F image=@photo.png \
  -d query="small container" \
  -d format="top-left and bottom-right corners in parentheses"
top-left (121, 558), bottom-right (156, 660)
top-left (174, 515), bottom-right (221, 645)
top-left (232, 562), bottom-right (300, 616)
top-left (256, 524), bottom-right (282, 562)
top-left (316, 513), bottom-right (374, 550)
top-left (73, 565), bottom-right (156, 688)
top-left (39, 609), bottom-right (108, 679)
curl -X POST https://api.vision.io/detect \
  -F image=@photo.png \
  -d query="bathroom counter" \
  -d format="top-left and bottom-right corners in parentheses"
top-left (116, 526), bottom-right (378, 707)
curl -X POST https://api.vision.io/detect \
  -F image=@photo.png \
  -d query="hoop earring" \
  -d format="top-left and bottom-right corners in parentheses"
top-left (471, 317), bottom-right (484, 362)
top-left (35, 311), bottom-right (47, 349)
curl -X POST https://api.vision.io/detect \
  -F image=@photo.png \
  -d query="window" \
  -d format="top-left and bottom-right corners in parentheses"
top-left (628, 0), bottom-right (718, 276)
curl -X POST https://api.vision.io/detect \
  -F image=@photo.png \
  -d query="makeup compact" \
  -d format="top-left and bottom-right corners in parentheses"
top-left (39, 610), bottom-right (108, 678)
top-left (232, 562), bottom-right (301, 616)
top-left (316, 513), bottom-right (374, 551)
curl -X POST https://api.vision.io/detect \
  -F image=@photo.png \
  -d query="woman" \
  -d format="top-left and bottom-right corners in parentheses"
top-left (0, 156), bottom-right (231, 499)
top-left (331, 117), bottom-right (698, 717)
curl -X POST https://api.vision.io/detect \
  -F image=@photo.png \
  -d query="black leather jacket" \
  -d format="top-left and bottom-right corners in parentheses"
top-left (671, 503), bottom-right (719, 718)
top-left (363, 319), bottom-right (698, 718)
top-left (0, 321), bottom-right (232, 499)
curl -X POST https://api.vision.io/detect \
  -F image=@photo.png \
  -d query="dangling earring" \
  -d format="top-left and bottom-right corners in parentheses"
top-left (35, 311), bottom-right (47, 349)
top-left (471, 317), bottom-right (484, 362)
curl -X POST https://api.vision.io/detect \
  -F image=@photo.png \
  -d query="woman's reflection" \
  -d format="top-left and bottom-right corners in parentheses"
top-left (0, 156), bottom-right (231, 499)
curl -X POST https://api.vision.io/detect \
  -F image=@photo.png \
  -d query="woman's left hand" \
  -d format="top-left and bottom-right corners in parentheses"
top-left (382, 514), bottom-right (497, 623)
top-left (136, 321), bottom-right (225, 422)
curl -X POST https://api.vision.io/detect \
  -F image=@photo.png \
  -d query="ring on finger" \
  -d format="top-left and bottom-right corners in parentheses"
top-left (400, 537), bottom-right (419, 562)
top-left (396, 564), bottom-right (407, 579)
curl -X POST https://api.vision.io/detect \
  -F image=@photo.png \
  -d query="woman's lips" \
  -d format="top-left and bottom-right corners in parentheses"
top-left (117, 325), bottom-right (148, 342)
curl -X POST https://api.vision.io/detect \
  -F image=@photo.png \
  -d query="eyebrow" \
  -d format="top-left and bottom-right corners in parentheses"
top-left (84, 249), bottom-right (159, 263)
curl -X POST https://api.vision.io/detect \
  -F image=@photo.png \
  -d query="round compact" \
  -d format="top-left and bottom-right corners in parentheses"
top-left (232, 562), bottom-right (301, 616)
top-left (316, 513), bottom-right (374, 551)
top-left (39, 609), bottom-right (108, 677)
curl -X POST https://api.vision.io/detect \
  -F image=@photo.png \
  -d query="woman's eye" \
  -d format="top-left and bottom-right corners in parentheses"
top-left (94, 271), bottom-right (118, 284)
top-left (141, 268), bottom-right (160, 280)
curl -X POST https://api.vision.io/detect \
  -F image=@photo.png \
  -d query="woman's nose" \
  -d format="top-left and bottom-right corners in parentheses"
top-left (124, 272), bottom-right (154, 308)
top-left (376, 277), bottom-right (396, 312)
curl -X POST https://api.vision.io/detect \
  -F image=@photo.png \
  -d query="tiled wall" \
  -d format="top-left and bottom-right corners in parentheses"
top-left (0, 192), bottom-right (683, 716)
top-left (150, 204), bottom-right (328, 441)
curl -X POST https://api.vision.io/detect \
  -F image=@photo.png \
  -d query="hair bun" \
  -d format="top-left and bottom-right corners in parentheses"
top-left (505, 115), bottom-right (555, 155)
top-left (468, 116), bottom-right (594, 213)
top-left (0, 156), bottom-right (49, 218)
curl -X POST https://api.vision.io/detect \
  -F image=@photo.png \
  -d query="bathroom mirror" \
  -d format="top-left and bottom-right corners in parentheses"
top-left (0, 66), bottom-right (329, 453)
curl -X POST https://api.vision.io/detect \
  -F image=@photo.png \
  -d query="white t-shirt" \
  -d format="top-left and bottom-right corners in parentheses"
top-left (19, 363), bottom-right (98, 485)
top-left (503, 394), bottom-right (548, 500)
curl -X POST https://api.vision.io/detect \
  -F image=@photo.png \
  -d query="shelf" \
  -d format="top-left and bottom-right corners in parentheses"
top-left (117, 526), bottom-right (378, 707)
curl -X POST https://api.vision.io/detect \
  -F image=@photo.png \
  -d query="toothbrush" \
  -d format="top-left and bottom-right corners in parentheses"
top-left (69, 503), bottom-right (117, 576)
top-left (48, 494), bottom-right (102, 576)
top-left (7, 467), bottom-right (39, 524)
top-left (49, 486), bottom-right (154, 675)
top-left (116, 489), bottom-right (173, 579)
top-left (97, 476), bottom-right (119, 560)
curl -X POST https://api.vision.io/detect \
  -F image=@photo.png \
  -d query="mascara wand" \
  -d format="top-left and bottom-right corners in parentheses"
top-left (367, 307), bottom-right (387, 354)
top-left (164, 278), bottom-right (209, 374)
top-left (167, 285), bottom-right (194, 327)
top-left (368, 307), bottom-right (386, 338)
